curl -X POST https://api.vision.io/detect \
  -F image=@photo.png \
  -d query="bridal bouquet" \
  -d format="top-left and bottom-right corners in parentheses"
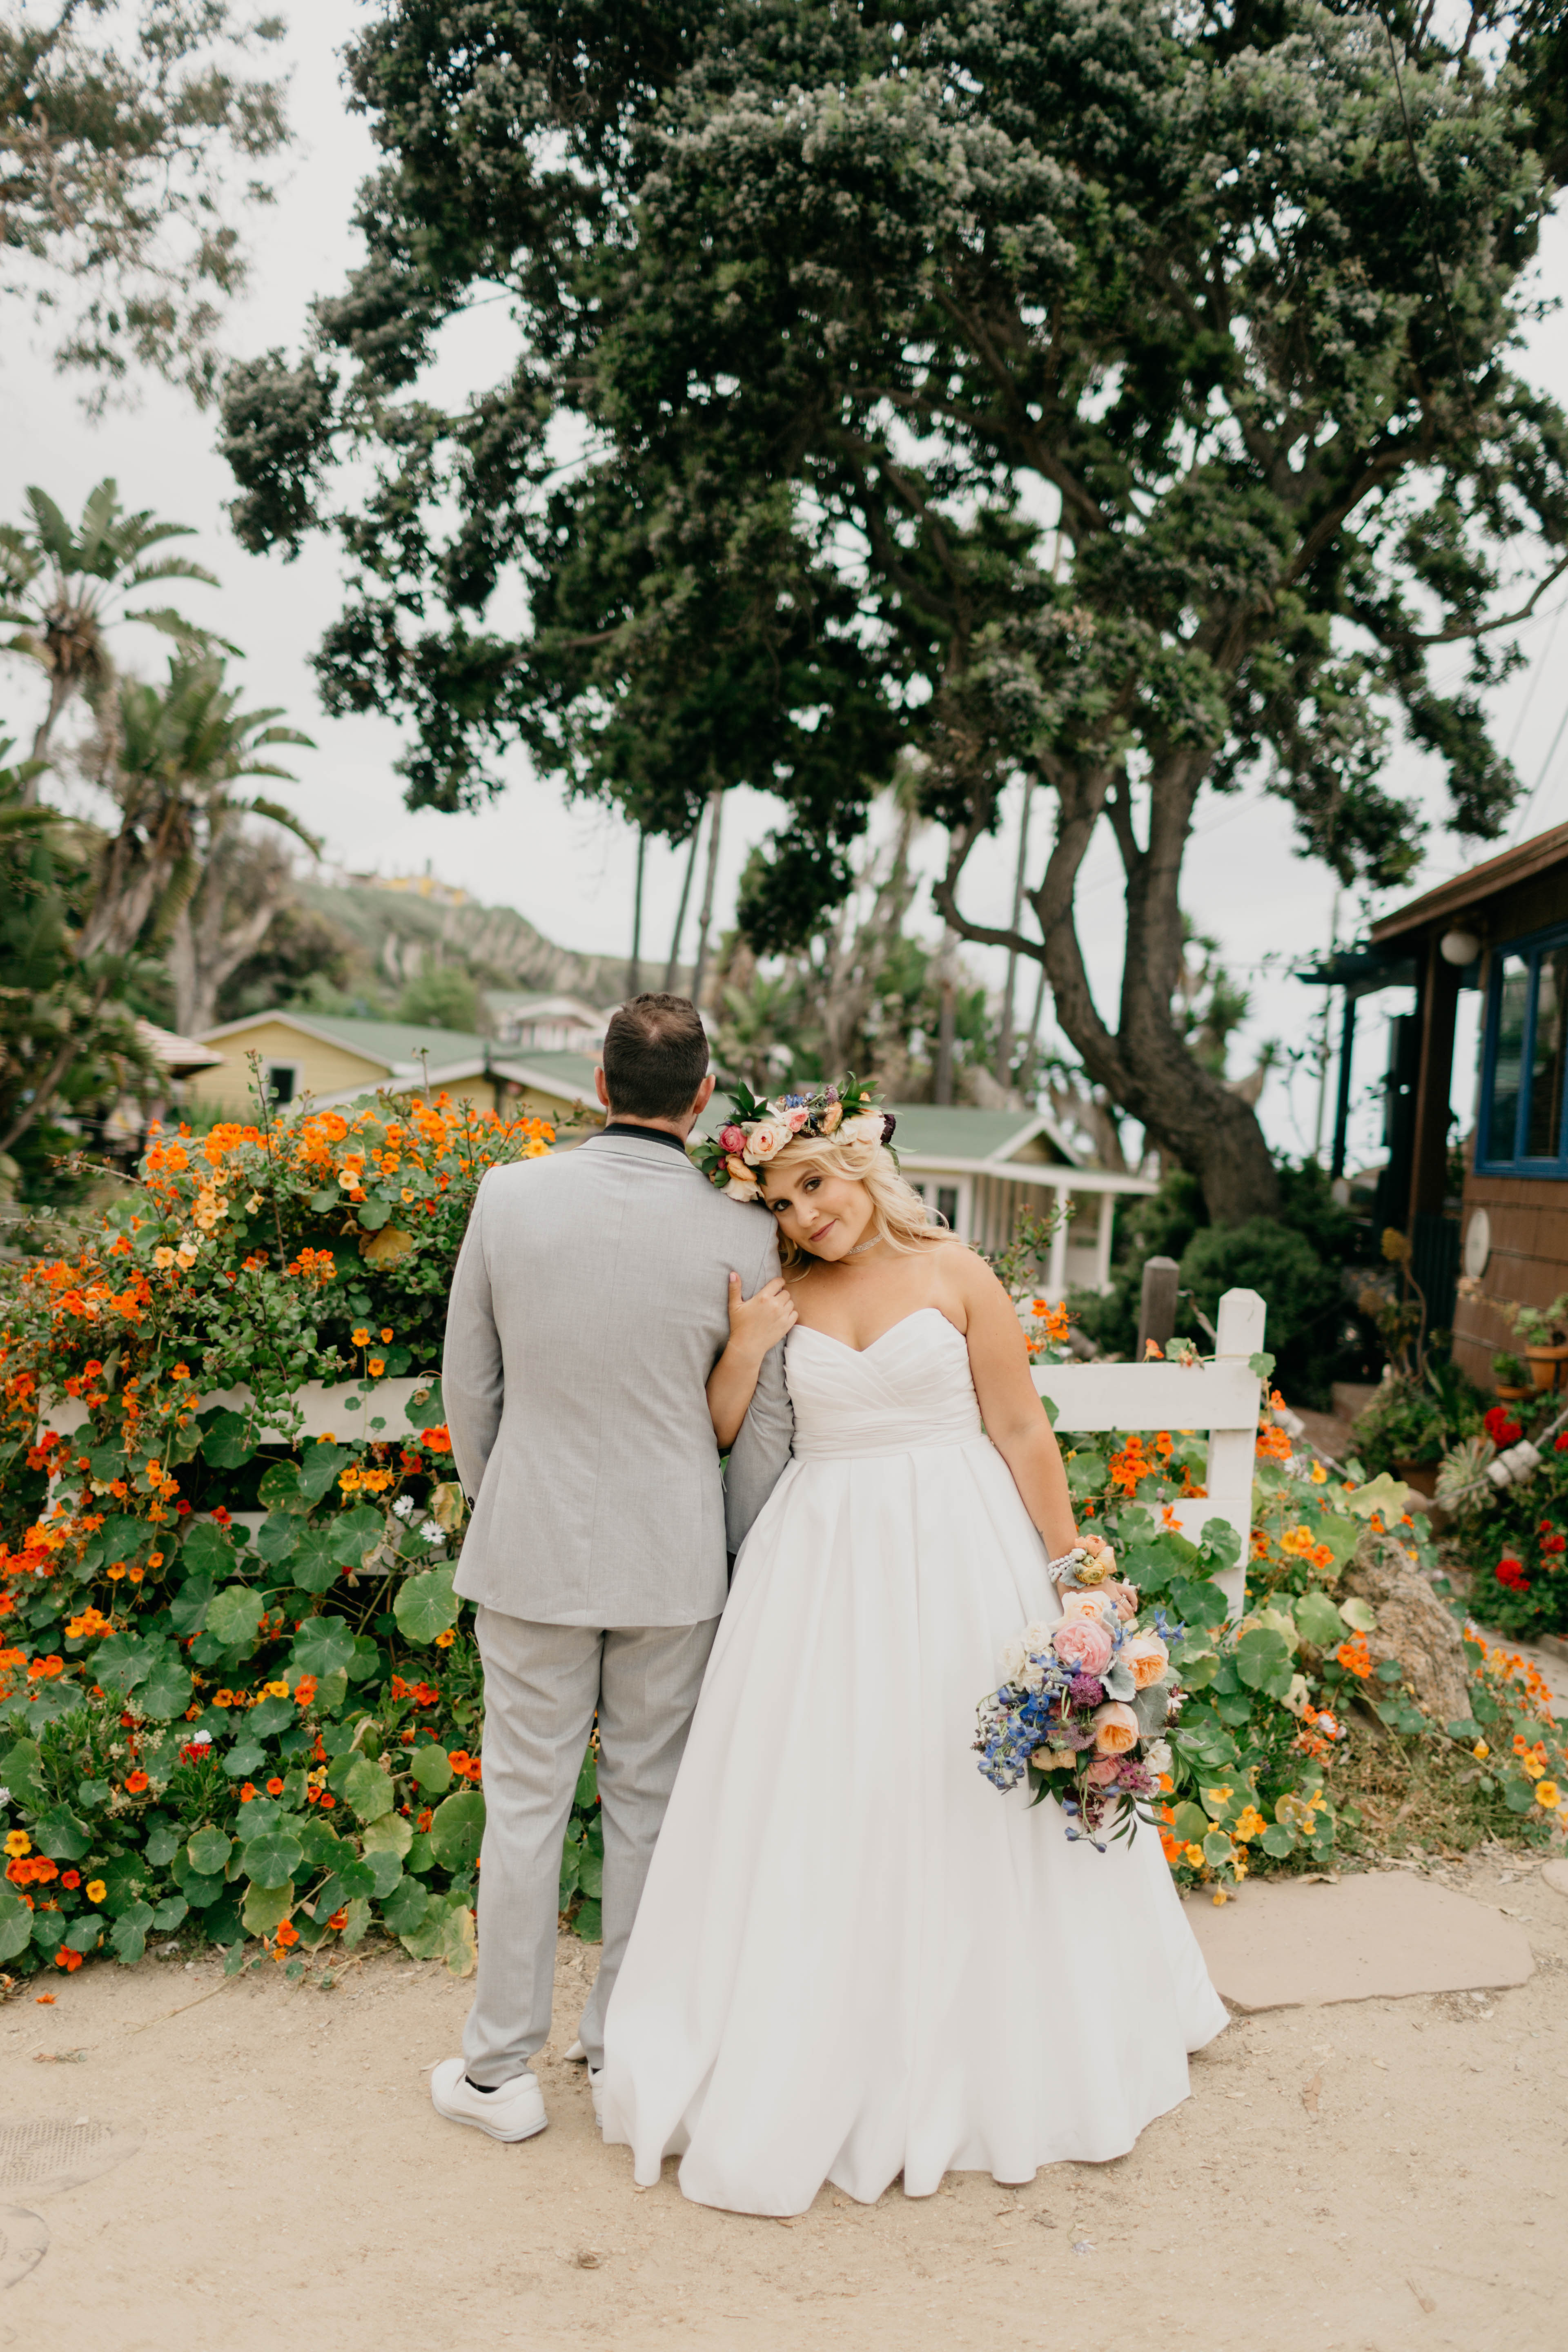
top-left (973, 1546), bottom-right (1185, 1846)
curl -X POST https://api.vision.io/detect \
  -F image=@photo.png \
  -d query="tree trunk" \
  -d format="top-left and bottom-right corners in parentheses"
top-left (937, 754), bottom-right (1281, 1225)
top-left (170, 824), bottom-right (294, 1033)
top-left (690, 784), bottom-right (724, 1010)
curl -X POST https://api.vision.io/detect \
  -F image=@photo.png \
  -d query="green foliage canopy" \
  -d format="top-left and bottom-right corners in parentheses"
top-left (222, 0), bottom-right (1568, 1218)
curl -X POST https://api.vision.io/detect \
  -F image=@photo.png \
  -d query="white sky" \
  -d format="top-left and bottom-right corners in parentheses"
top-left (2, 2), bottom-right (1564, 1172)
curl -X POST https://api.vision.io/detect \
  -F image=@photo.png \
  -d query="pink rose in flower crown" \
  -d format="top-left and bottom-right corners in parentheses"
top-left (745, 1119), bottom-right (790, 1162)
top-left (719, 1125), bottom-right (747, 1154)
top-left (1123, 1631), bottom-right (1169, 1689)
top-left (1051, 1615), bottom-right (1114, 1678)
top-left (1091, 1700), bottom-right (1140, 1755)
top-left (786, 1107), bottom-right (811, 1131)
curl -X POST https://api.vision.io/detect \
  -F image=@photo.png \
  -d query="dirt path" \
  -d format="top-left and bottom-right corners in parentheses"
top-left (0, 1854), bottom-right (1563, 2352)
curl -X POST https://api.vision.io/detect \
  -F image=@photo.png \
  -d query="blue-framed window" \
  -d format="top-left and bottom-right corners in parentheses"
top-left (1476, 920), bottom-right (1568, 1177)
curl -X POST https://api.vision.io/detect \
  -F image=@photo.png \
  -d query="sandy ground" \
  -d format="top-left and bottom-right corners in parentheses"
top-left (0, 1855), bottom-right (1564, 2352)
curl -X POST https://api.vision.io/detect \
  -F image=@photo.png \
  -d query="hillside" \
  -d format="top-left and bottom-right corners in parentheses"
top-left (218, 871), bottom-right (680, 1027)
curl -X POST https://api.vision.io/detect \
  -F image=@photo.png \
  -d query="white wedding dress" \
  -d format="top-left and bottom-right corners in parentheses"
top-left (599, 1307), bottom-right (1227, 2215)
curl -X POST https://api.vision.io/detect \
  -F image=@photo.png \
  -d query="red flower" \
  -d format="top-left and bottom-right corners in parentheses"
top-left (60, 1870), bottom-right (80, 1890)
top-left (1484, 1406), bottom-right (1523, 1446)
top-left (1497, 1555), bottom-right (1531, 1592)
top-left (125, 1770), bottom-right (149, 1794)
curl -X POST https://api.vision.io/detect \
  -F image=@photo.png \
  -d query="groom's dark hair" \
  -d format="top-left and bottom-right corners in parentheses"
top-left (601, 993), bottom-right (710, 1119)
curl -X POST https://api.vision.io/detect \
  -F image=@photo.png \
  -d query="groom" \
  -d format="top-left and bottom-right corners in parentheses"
top-left (430, 993), bottom-right (793, 2142)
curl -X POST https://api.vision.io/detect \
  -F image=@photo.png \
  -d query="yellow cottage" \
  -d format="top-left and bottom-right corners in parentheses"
top-left (190, 1009), bottom-right (605, 1131)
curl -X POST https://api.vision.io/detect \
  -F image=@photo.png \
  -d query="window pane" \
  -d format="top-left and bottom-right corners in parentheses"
top-left (1526, 946), bottom-right (1568, 1159)
top-left (1488, 955), bottom-right (1530, 1160)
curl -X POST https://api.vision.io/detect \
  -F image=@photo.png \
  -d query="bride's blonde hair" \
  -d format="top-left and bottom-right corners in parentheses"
top-left (762, 1129), bottom-right (945, 1272)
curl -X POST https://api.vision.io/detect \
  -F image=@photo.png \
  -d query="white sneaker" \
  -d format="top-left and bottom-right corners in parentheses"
top-left (564, 2038), bottom-right (587, 2062)
top-left (588, 2066), bottom-right (604, 2127)
top-left (430, 2057), bottom-right (547, 2143)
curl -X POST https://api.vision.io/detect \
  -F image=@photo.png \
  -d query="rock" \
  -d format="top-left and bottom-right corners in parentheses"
top-left (1542, 1858), bottom-right (1568, 1899)
top-left (1340, 1530), bottom-right (1471, 1728)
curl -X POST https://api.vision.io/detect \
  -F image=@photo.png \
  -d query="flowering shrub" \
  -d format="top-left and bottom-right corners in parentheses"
top-left (0, 1091), bottom-right (595, 1982)
top-left (1451, 1426), bottom-right (1568, 1637)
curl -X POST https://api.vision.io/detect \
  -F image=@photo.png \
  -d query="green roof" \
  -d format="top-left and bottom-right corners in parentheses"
top-left (498, 1048), bottom-right (603, 1097)
top-left (301, 1015), bottom-right (493, 1068)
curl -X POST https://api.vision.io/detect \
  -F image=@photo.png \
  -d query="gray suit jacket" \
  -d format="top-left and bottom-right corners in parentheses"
top-left (442, 1127), bottom-right (794, 1626)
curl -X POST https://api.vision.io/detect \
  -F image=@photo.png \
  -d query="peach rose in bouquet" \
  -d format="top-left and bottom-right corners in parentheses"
top-left (1060, 1587), bottom-right (1118, 1629)
top-left (1091, 1700), bottom-right (1140, 1755)
top-left (1123, 1631), bottom-right (1170, 1690)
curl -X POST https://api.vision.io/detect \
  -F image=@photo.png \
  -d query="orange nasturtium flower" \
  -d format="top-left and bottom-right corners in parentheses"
top-left (55, 1949), bottom-right (84, 1973)
top-left (435, 1628), bottom-right (457, 1649)
top-left (125, 1770), bottom-right (149, 1794)
top-left (351, 1327), bottom-right (372, 1346)
top-left (85, 1879), bottom-right (107, 1903)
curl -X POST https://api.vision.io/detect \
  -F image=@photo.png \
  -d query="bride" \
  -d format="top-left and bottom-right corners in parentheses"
top-left (598, 1086), bottom-right (1226, 2216)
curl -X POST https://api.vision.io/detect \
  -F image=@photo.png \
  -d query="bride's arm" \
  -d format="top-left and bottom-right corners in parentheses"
top-left (953, 1252), bottom-right (1079, 1554)
top-left (706, 1272), bottom-right (798, 1450)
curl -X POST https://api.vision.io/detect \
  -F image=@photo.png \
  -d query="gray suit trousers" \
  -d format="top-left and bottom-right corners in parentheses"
top-left (462, 1606), bottom-right (718, 2083)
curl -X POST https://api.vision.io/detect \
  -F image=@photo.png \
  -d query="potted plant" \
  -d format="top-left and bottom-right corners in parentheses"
top-left (1492, 1350), bottom-right (1533, 1401)
top-left (1502, 1296), bottom-right (1568, 1393)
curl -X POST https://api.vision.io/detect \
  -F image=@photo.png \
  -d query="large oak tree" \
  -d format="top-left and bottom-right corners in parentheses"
top-left (221, 0), bottom-right (1568, 1221)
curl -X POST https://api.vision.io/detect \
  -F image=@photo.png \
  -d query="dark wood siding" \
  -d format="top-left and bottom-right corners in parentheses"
top-left (1453, 1169), bottom-right (1568, 1388)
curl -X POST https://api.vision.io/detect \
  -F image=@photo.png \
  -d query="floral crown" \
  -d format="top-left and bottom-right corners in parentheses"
top-left (691, 1077), bottom-right (896, 1204)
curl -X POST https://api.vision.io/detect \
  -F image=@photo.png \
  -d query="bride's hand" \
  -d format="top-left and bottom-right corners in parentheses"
top-left (727, 1272), bottom-right (798, 1358)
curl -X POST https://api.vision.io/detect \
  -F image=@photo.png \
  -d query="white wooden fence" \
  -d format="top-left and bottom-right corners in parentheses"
top-left (1034, 1287), bottom-right (1266, 1610)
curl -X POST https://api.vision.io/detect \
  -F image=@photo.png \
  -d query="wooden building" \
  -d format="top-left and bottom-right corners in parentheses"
top-left (1310, 823), bottom-right (1568, 1390)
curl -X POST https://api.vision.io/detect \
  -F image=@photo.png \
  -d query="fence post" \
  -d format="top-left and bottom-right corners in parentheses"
top-left (1204, 1286), bottom-right (1267, 1515)
top-left (1136, 1255), bottom-right (1179, 1359)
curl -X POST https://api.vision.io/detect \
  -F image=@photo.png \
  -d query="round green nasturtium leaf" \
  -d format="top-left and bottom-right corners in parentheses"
top-left (394, 1566), bottom-right (459, 1645)
top-left (1261, 1823), bottom-right (1296, 1857)
top-left (341, 1754), bottom-right (394, 1823)
top-left (427, 1789), bottom-right (486, 1871)
top-left (205, 1586), bottom-right (265, 1652)
top-left (241, 1879), bottom-right (294, 1936)
top-left (0, 1888), bottom-right (34, 1962)
top-left (410, 1744), bottom-right (453, 1795)
top-left (361, 1812), bottom-right (412, 1858)
top-left (1292, 1588), bottom-right (1345, 1648)
top-left (1202, 1831), bottom-right (1234, 1867)
top-left (140, 1654), bottom-right (194, 1721)
top-left (381, 1877), bottom-right (429, 1937)
top-left (244, 1831), bottom-right (305, 1889)
top-left (361, 1847), bottom-right (404, 1899)
top-left (292, 1615), bottom-right (356, 1682)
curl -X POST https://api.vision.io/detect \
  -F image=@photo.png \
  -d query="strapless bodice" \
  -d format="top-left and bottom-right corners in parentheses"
top-left (786, 1307), bottom-right (983, 1460)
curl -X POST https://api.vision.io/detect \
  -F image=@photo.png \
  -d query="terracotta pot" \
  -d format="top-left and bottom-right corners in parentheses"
top-left (1392, 1458), bottom-right (1439, 1498)
top-left (1525, 1343), bottom-right (1568, 1392)
top-left (1495, 1384), bottom-right (1534, 1402)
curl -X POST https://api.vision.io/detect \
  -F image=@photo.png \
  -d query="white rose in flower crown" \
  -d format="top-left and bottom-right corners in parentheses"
top-left (838, 1111), bottom-right (886, 1146)
top-left (745, 1119), bottom-right (791, 1162)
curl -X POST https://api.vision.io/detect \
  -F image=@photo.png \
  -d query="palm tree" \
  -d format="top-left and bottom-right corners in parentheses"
top-left (78, 657), bottom-right (317, 1031)
top-left (0, 480), bottom-right (230, 793)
